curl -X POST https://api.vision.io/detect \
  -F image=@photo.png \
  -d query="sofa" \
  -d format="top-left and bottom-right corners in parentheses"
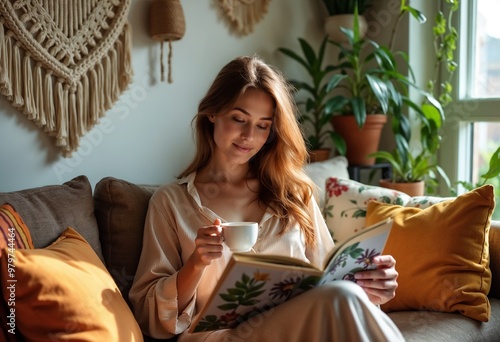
top-left (0, 171), bottom-right (499, 341)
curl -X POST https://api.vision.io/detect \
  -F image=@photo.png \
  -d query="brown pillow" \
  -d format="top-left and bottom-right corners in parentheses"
top-left (366, 185), bottom-right (494, 322)
top-left (0, 175), bottom-right (103, 261)
top-left (0, 227), bottom-right (143, 340)
top-left (94, 177), bottom-right (156, 306)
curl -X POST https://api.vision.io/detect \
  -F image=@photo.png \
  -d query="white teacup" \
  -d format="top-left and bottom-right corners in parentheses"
top-left (221, 222), bottom-right (258, 252)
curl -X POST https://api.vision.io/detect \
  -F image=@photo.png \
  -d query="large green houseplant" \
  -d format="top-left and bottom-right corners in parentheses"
top-left (278, 36), bottom-right (346, 159)
top-left (323, 3), bottom-right (443, 166)
top-left (370, 0), bottom-right (459, 194)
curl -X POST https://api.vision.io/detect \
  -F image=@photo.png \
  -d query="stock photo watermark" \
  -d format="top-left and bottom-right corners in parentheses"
top-left (5, 226), bottom-right (17, 335)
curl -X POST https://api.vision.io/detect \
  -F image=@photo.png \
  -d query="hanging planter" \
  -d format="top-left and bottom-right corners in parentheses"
top-left (148, 0), bottom-right (186, 83)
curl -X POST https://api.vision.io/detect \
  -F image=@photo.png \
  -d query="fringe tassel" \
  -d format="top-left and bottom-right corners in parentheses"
top-left (121, 21), bottom-right (133, 90)
top-left (11, 41), bottom-right (24, 108)
top-left (103, 54), bottom-right (113, 109)
top-left (33, 63), bottom-right (45, 127)
top-left (81, 73), bottom-right (89, 131)
top-left (0, 21), bottom-right (8, 91)
top-left (54, 80), bottom-right (67, 146)
top-left (44, 71), bottom-right (55, 132)
top-left (23, 52), bottom-right (36, 117)
top-left (88, 68), bottom-right (99, 124)
top-left (68, 88), bottom-right (78, 153)
top-left (109, 48), bottom-right (119, 102)
top-left (2, 30), bottom-right (13, 97)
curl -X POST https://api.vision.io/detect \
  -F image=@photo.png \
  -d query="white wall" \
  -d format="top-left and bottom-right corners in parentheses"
top-left (0, 0), bottom-right (325, 191)
top-left (1, 0), bottom-right (425, 192)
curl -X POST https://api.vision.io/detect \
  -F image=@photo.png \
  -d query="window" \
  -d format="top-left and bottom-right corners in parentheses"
top-left (441, 0), bottom-right (500, 219)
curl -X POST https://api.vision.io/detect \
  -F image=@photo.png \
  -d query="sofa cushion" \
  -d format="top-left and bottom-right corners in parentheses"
top-left (0, 203), bottom-right (34, 342)
top-left (0, 175), bottom-right (103, 261)
top-left (304, 156), bottom-right (349, 208)
top-left (366, 185), bottom-right (494, 322)
top-left (94, 177), bottom-right (156, 306)
top-left (323, 177), bottom-right (410, 243)
top-left (389, 297), bottom-right (500, 341)
top-left (0, 227), bottom-right (143, 341)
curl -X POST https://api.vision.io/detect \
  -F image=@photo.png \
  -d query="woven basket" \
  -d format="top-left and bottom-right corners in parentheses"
top-left (149, 0), bottom-right (186, 42)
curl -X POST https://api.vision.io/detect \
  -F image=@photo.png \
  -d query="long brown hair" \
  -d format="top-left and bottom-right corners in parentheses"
top-left (179, 56), bottom-right (317, 246)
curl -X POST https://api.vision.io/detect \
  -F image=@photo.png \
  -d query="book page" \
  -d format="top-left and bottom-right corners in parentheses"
top-left (318, 219), bottom-right (393, 285)
top-left (189, 257), bottom-right (323, 333)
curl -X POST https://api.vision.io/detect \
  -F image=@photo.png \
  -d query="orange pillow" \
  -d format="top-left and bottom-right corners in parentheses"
top-left (366, 185), bottom-right (494, 322)
top-left (0, 227), bottom-right (143, 341)
top-left (0, 203), bottom-right (34, 341)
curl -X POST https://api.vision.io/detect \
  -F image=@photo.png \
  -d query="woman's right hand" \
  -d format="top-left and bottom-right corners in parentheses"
top-left (190, 218), bottom-right (224, 269)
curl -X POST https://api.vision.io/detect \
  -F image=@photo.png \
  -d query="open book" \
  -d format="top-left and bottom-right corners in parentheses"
top-left (189, 218), bottom-right (393, 333)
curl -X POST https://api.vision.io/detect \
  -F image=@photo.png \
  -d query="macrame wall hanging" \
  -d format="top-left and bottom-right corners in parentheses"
top-left (149, 0), bottom-right (186, 83)
top-left (218, 0), bottom-right (271, 35)
top-left (0, 0), bottom-right (133, 157)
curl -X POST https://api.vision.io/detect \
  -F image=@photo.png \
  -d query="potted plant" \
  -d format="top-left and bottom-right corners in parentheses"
top-left (321, 0), bottom-right (372, 42)
top-left (370, 0), bottom-right (459, 195)
top-left (278, 36), bottom-right (346, 162)
top-left (324, 4), bottom-right (442, 167)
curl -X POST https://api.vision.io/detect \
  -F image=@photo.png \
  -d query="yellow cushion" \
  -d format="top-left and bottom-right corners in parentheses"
top-left (0, 227), bottom-right (143, 341)
top-left (366, 185), bottom-right (494, 322)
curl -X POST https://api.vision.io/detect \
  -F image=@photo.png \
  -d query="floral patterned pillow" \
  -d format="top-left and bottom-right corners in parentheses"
top-left (323, 177), bottom-right (411, 243)
top-left (405, 195), bottom-right (454, 208)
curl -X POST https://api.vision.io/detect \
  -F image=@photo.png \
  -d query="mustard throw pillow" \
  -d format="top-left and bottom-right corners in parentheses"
top-left (0, 227), bottom-right (144, 341)
top-left (366, 185), bottom-right (494, 322)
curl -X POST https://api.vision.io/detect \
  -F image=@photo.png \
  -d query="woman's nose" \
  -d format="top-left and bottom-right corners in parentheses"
top-left (241, 125), bottom-right (254, 140)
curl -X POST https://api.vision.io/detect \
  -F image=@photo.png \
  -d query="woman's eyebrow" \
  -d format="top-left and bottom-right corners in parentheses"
top-left (233, 107), bottom-right (273, 121)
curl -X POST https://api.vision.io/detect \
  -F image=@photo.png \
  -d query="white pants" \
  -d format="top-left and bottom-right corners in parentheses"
top-left (181, 280), bottom-right (405, 342)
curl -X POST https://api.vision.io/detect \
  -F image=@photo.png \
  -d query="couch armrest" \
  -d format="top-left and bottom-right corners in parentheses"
top-left (490, 220), bottom-right (500, 299)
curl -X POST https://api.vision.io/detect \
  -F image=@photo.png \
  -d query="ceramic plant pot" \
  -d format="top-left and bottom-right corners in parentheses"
top-left (324, 14), bottom-right (368, 42)
top-left (379, 179), bottom-right (425, 197)
top-left (331, 114), bottom-right (387, 166)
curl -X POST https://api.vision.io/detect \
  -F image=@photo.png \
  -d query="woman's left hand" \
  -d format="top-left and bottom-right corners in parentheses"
top-left (354, 255), bottom-right (398, 306)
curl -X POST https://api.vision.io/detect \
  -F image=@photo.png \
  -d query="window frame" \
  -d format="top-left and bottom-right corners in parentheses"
top-left (439, 0), bottom-right (500, 195)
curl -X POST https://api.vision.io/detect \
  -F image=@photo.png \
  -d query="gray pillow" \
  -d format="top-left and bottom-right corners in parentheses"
top-left (0, 175), bottom-right (103, 262)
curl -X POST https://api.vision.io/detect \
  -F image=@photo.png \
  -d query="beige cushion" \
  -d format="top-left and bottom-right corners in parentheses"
top-left (0, 175), bottom-right (103, 261)
top-left (303, 156), bottom-right (349, 208)
top-left (94, 177), bottom-right (156, 306)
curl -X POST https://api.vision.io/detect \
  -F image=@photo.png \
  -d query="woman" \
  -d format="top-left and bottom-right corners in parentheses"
top-left (129, 55), bottom-right (404, 341)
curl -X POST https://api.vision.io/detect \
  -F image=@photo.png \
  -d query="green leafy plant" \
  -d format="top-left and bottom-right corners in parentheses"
top-left (456, 147), bottom-right (500, 192)
top-left (278, 36), bottom-right (346, 153)
top-left (325, 4), bottom-right (443, 134)
top-left (455, 147), bottom-right (500, 220)
top-left (321, 0), bottom-right (372, 15)
top-left (369, 0), bottom-right (458, 192)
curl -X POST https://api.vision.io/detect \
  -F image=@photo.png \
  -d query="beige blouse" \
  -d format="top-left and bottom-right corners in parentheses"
top-left (128, 172), bottom-right (335, 339)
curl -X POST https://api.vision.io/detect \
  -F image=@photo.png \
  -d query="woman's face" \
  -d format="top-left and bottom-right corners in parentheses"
top-left (209, 88), bottom-right (274, 165)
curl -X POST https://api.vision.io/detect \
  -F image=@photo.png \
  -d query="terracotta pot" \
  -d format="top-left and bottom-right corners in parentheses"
top-left (331, 114), bottom-right (387, 166)
top-left (324, 14), bottom-right (368, 43)
top-left (308, 149), bottom-right (331, 163)
top-left (379, 179), bottom-right (425, 197)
